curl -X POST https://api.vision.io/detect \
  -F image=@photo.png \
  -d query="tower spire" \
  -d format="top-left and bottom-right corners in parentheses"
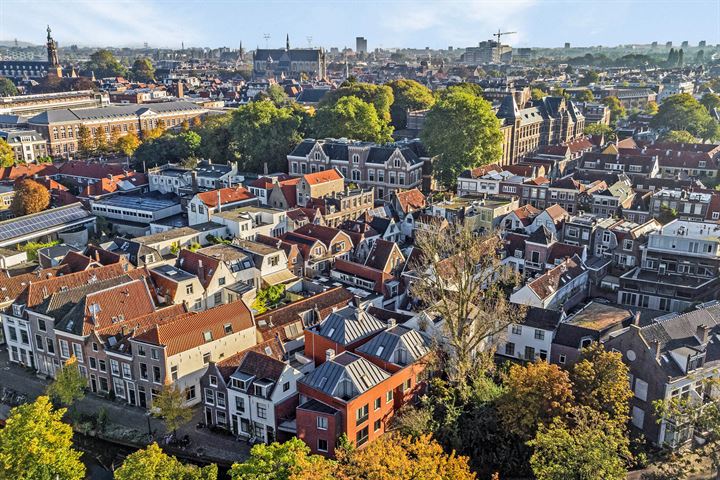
top-left (46, 25), bottom-right (60, 69)
top-left (286, 34), bottom-right (290, 51)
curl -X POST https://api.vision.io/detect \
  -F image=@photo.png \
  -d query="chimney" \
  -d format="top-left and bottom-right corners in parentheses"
top-left (191, 170), bottom-right (198, 193)
top-left (198, 259), bottom-right (204, 279)
top-left (325, 349), bottom-right (335, 362)
top-left (696, 324), bottom-right (710, 344)
top-left (633, 311), bottom-right (641, 325)
top-left (387, 318), bottom-right (396, 329)
top-left (217, 189), bottom-right (222, 213)
top-left (653, 340), bottom-right (661, 360)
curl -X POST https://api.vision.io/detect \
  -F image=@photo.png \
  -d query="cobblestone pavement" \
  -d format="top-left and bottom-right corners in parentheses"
top-left (0, 346), bottom-right (250, 465)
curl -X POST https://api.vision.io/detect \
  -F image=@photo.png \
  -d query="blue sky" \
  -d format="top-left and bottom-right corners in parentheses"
top-left (0, 0), bottom-right (718, 50)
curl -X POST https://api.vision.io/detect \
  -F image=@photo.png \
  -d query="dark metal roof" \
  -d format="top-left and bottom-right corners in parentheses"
top-left (356, 325), bottom-right (430, 365)
top-left (300, 351), bottom-right (389, 400)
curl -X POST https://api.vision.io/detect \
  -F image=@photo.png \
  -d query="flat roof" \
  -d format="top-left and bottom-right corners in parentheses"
top-left (0, 203), bottom-right (94, 246)
top-left (93, 194), bottom-right (179, 211)
top-left (566, 301), bottom-right (632, 331)
top-left (137, 222), bottom-right (225, 245)
top-left (151, 264), bottom-right (195, 281)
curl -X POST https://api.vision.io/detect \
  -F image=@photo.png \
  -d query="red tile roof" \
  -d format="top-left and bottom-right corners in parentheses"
top-left (528, 256), bottom-right (587, 300)
top-left (177, 249), bottom-right (221, 289)
top-left (76, 279), bottom-right (156, 335)
top-left (56, 161), bottom-right (130, 179)
top-left (543, 204), bottom-right (569, 222)
top-left (0, 163), bottom-right (57, 181)
top-left (294, 224), bottom-right (351, 249)
top-left (133, 300), bottom-right (254, 356)
top-left (303, 168), bottom-right (343, 185)
top-left (0, 267), bottom-right (66, 305)
top-left (196, 186), bottom-right (255, 208)
top-left (394, 188), bottom-right (426, 214)
top-left (511, 204), bottom-right (541, 225)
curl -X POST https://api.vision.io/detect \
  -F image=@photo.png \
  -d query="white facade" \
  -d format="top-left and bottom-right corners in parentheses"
top-left (2, 306), bottom-right (34, 368)
top-left (497, 323), bottom-right (554, 362)
top-left (212, 207), bottom-right (288, 240)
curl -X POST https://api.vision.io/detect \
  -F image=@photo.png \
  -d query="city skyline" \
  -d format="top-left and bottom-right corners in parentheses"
top-left (0, 0), bottom-right (718, 50)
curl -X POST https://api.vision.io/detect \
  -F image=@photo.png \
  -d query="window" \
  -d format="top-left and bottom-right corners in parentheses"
top-left (317, 416), bottom-right (328, 430)
top-left (634, 378), bottom-right (648, 401)
top-left (374, 419), bottom-right (382, 432)
top-left (386, 390), bottom-right (393, 403)
top-left (214, 292), bottom-right (222, 305)
top-left (203, 352), bottom-right (211, 364)
top-left (171, 365), bottom-right (178, 381)
top-left (356, 404), bottom-right (369, 425)
top-left (217, 392), bottom-right (226, 408)
top-left (186, 284), bottom-right (194, 295)
top-left (37, 318), bottom-right (46, 332)
top-left (256, 403), bottom-right (267, 419)
top-left (89, 357), bottom-right (97, 369)
top-left (223, 324), bottom-right (233, 335)
top-left (209, 375), bottom-right (218, 386)
top-left (122, 363), bottom-right (132, 379)
top-left (92, 343), bottom-right (98, 352)
top-left (153, 366), bottom-right (161, 383)
top-left (205, 388), bottom-right (215, 405)
top-left (534, 329), bottom-right (545, 340)
top-left (59, 340), bottom-right (70, 359)
top-left (623, 239), bottom-right (633, 250)
top-left (283, 382), bottom-right (290, 392)
top-left (505, 342), bottom-right (515, 356)
top-left (140, 363), bottom-right (148, 379)
top-left (235, 397), bottom-right (245, 413)
top-left (110, 360), bottom-right (120, 376)
top-left (374, 397), bottom-right (381, 410)
top-left (511, 325), bottom-right (522, 335)
top-left (186, 385), bottom-right (196, 401)
top-left (35, 335), bottom-right (43, 351)
top-left (46, 338), bottom-right (55, 354)
top-left (99, 359), bottom-right (107, 372)
top-left (318, 439), bottom-right (328, 452)
top-left (632, 406), bottom-right (645, 429)
top-left (203, 331), bottom-right (213, 342)
top-left (559, 354), bottom-right (566, 364)
top-left (151, 349), bottom-right (159, 360)
top-left (356, 426), bottom-right (369, 446)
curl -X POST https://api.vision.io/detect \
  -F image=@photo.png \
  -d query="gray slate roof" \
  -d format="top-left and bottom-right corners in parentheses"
top-left (299, 351), bottom-right (390, 400)
top-left (356, 325), bottom-right (430, 365)
top-left (27, 101), bottom-right (204, 125)
top-left (312, 306), bottom-right (386, 345)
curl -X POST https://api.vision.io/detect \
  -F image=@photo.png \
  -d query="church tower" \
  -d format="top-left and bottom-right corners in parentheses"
top-left (286, 34), bottom-right (290, 51)
top-left (46, 25), bottom-right (60, 67)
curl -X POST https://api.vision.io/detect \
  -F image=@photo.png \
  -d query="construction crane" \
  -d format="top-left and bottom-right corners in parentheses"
top-left (493, 29), bottom-right (516, 45)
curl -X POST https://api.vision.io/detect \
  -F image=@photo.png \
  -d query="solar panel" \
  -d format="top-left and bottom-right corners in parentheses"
top-left (0, 204), bottom-right (92, 243)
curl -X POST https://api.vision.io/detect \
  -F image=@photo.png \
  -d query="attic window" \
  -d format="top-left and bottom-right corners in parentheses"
top-left (203, 331), bottom-right (213, 342)
top-left (224, 323), bottom-right (233, 335)
top-left (376, 346), bottom-right (385, 356)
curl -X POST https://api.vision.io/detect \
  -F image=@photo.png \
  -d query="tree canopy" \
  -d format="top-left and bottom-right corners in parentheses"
top-left (0, 77), bottom-right (18, 96)
top-left (11, 178), bottom-right (50, 216)
top-left (576, 89), bottom-right (594, 103)
top-left (0, 138), bottom-right (14, 167)
top-left (151, 384), bottom-right (192, 435)
top-left (230, 437), bottom-right (335, 480)
top-left (86, 49), bottom-right (128, 78)
top-left (602, 96), bottom-right (626, 124)
top-left (131, 58), bottom-right (156, 83)
top-left (46, 356), bottom-right (86, 407)
top-left (701, 92), bottom-right (720, 113)
top-left (387, 79), bottom-right (435, 129)
top-left (115, 443), bottom-right (217, 480)
top-left (651, 93), bottom-right (713, 138)
top-left (0, 396), bottom-right (85, 480)
top-left (313, 95), bottom-right (393, 143)
top-left (658, 130), bottom-right (698, 143)
top-left (584, 123), bottom-right (616, 141)
top-left (320, 82), bottom-right (394, 123)
top-left (421, 90), bottom-right (503, 188)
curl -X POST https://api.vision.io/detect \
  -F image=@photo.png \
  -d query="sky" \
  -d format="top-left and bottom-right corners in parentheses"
top-left (0, 0), bottom-right (718, 50)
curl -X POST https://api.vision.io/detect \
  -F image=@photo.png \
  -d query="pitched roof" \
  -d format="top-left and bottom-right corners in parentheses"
top-left (300, 351), bottom-right (390, 401)
top-left (511, 204), bottom-right (541, 225)
top-left (196, 186), bottom-right (255, 208)
top-left (177, 249), bottom-right (221, 289)
top-left (333, 259), bottom-right (393, 295)
top-left (356, 325), bottom-right (430, 365)
top-left (527, 255), bottom-right (587, 300)
top-left (133, 300), bottom-right (254, 356)
top-left (393, 188), bottom-right (426, 214)
top-left (543, 204), bottom-right (569, 222)
top-left (364, 239), bottom-right (403, 272)
top-left (311, 306), bottom-right (386, 345)
top-left (303, 168), bottom-right (343, 185)
top-left (294, 224), bottom-right (347, 248)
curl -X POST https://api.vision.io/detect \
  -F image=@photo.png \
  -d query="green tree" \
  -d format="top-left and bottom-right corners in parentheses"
top-left (47, 356), bottom-right (86, 408)
top-left (387, 79), bottom-right (435, 129)
top-left (0, 77), bottom-right (18, 96)
top-left (701, 119), bottom-right (720, 143)
top-left (421, 90), bottom-right (502, 188)
top-left (116, 132), bottom-right (141, 157)
top-left (584, 123), bottom-right (616, 140)
top-left (131, 57), bottom-right (156, 82)
top-left (230, 100), bottom-right (303, 172)
top-left (178, 131), bottom-right (201, 156)
top-left (498, 362), bottom-right (575, 440)
top-left (0, 396), bottom-right (85, 480)
top-left (651, 93), bottom-right (712, 137)
top-left (659, 130), bottom-right (697, 143)
top-left (576, 89), bottom-right (594, 103)
top-left (321, 82), bottom-right (394, 123)
top-left (251, 285), bottom-right (285, 314)
top-left (531, 88), bottom-right (547, 100)
top-left (86, 49), bottom-right (128, 78)
top-left (257, 84), bottom-right (289, 106)
top-left (701, 93), bottom-right (720, 113)
top-left (579, 70), bottom-right (600, 86)
top-left (115, 442), bottom-right (218, 480)
top-left (77, 125), bottom-right (94, 157)
top-left (195, 113), bottom-right (235, 164)
top-left (602, 96), bottom-right (627, 125)
top-left (0, 138), bottom-right (14, 167)
top-left (529, 407), bottom-right (630, 480)
top-left (440, 82), bottom-right (484, 99)
top-left (571, 343), bottom-right (633, 425)
top-left (11, 178), bottom-right (50, 216)
top-left (313, 95), bottom-right (393, 143)
top-left (644, 101), bottom-right (659, 115)
top-left (230, 437), bottom-right (336, 480)
top-left (151, 384), bottom-right (192, 436)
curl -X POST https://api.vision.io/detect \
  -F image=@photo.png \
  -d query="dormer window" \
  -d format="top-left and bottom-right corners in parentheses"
top-left (12, 304), bottom-right (24, 317)
top-left (314, 152), bottom-right (321, 160)
top-left (352, 154), bottom-right (359, 163)
top-left (254, 384), bottom-right (268, 397)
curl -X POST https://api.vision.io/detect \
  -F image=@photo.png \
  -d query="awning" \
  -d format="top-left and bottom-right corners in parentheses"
top-left (262, 269), bottom-right (298, 286)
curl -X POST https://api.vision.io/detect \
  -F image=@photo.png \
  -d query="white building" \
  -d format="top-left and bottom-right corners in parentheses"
top-left (212, 206), bottom-right (288, 240)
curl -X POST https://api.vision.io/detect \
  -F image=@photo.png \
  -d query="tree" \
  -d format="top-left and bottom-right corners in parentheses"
top-left (178, 131), bottom-right (201, 156)
top-left (644, 101), bottom-right (659, 115)
top-left (11, 179), bottom-right (50, 216)
top-left (0, 138), bottom-right (14, 167)
top-left (115, 442), bottom-right (217, 480)
top-left (602, 96), bottom-right (626, 125)
top-left (651, 93), bottom-right (712, 137)
top-left (195, 113), bottom-right (235, 164)
top-left (576, 89), bottom-right (594, 103)
top-left (439, 82), bottom-right (484, 99)
top-left (151, 384), bottom-right (192, 436)
top-left (341, 433), bottom-right (476, 480)
top-left (94, 131), bottom-right (109, 154)
top-left (579, 71), bottom-right (600, 86)
top-left (409, 225), bottom-right (523, 382)
top-left (230, 100), bottom-right (303, 172)
top-left (498, 362), bottom-right (575, 440)
top-left (46, 356), bottom-right (86, 408)
top-left (256, 84), bottom-right (289, 106)
top-left (321, 82), bottom-right (394, 123)
top-left (387, 79), bottom-right (435, 129)
top-left (142, 126), bottom-right (165, 141)
top-left (86, 49), bottom-right (128, 78)
top-left (109, 126), bottom-right (122, 152)
top-left (659, 130), bottom-right (698, 143)
top-left (116, 132), bottom-right (141, 157)
top-left (230, 437), bottom-right (336, 480)
top-left (701, 119), bottom-right (720, 143)
top-left (421, 90), bottom-right (503, 188)
top-left (313, 96), bottom-right (393, 143)
top-left (77, 125), bottom-right (94, 157)
top-left (571, 343), bottom-right (633, 425)
top-left (701, 93), bottom-right (720, 113)
top-left (529, 407), bottom-right (630, 480)
top-left (584, 123), bottom-right (616, 140)
top-left (531, 88), bottom-right (547, 100)
top-left (0, 396), bottom-right (85, 480)
top-left (251, 285), bottom-right (285, 314)
top-left (131, 57), bottom-right (156, 83)
top-left (0, 77), bottom-right (18, 96)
